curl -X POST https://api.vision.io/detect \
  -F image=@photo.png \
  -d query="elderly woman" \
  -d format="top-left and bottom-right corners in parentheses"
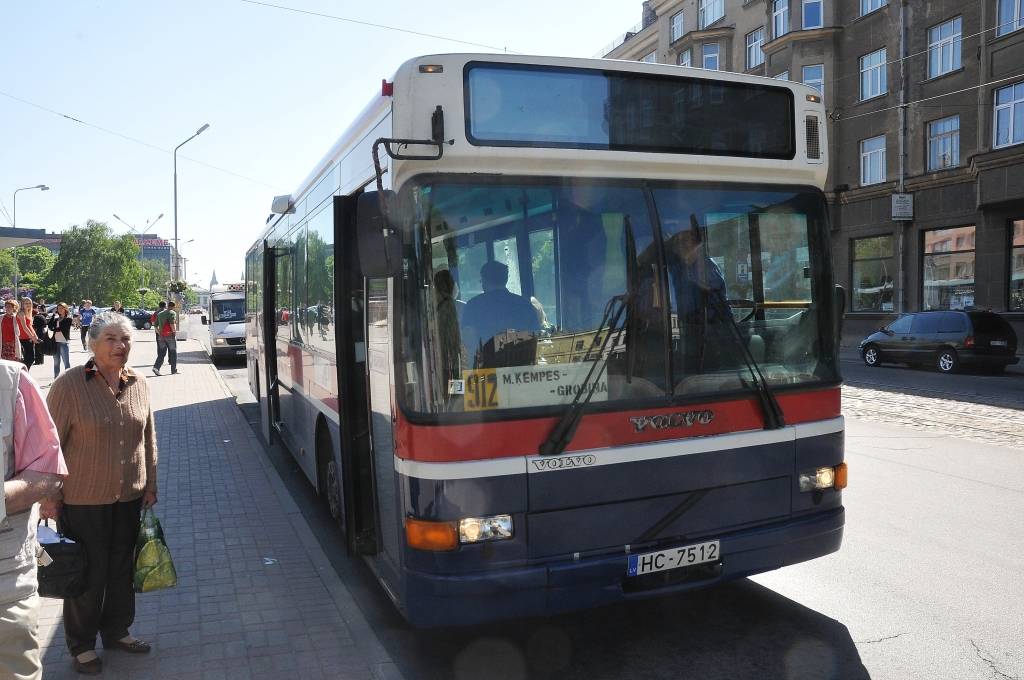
top-left (46, 311), bottom-right (157, 675)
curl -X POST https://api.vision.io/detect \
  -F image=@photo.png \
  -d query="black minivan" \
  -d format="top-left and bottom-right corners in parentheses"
top-left (859, 310), bottom-right (1019, 373)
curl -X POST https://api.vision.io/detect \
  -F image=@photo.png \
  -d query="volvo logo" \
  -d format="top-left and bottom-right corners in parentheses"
top-left (629, 409), bottom-right (715, 433)
top-left (531, 454), bottom-right (597, 471)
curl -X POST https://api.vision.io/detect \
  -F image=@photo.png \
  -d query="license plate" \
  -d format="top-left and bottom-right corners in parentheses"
top-left (991, 340), bottom-right (1007, 347)
top-left (626, 540), bottom-right (720, 577)
top-left (236, 349), bottom-right (246, 355)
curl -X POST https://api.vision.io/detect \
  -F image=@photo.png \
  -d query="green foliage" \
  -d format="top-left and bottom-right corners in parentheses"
top-left (0, 250), bottom-right (17, 288)
top-left (46, 221), bottom-right (144, 305)
top-left (167, 280), bottom-right (188, 294)
top-left (12, 246), bottom-right (56, 278)
top-left (141, 259), bottom-right (170, 292)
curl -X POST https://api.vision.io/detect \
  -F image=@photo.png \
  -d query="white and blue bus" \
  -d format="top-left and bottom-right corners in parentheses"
top-left (245, 53), bottom-right (846, 627)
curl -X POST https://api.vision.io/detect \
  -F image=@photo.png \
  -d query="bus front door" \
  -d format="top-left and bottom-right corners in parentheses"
top-left (261, 241), bottom-right (281, 445)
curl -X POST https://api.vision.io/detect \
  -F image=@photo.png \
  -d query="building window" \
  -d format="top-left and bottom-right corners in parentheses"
top-left (928, 17), bottom-right (962, 78)
top-left (860, 135), bottom-right (886, 185)
top-left (803, 0), bottom-right (823, 29)
top-left (775, 71), bottom-right (790, 80)
top-left (699, 0), bottom-right (724, 29)
top-left (678, 49), bottom-right (692, 66)
top-left (852, 236), bottom-right (895, 311)
top-left (802, 64), bottom-right (824, 94)
top-left (746, 28), bottom-right (765, 68)
top-left (860, 48), bottom-right (887, 100)
top-left (994, 81), bottom-right (1024, 148)
top-left (773, 0), bottom-right (790, 38)
top-left (702, 43), bottom-right (720, 70)
top-left (641, 51), bottom-right (657, 63)
top-left (1011, 220), bottom-right (1024, 310)
top-left (671, 11), bottom-right (685, 42)
top-left (923, 226), bottom-right (976, 310)
top-left (861, 0), bottom-right (887, 16)
top-left (927, 115), bottom-right (960, 171)
top-left (997, 0), bottom-right (1024, 36)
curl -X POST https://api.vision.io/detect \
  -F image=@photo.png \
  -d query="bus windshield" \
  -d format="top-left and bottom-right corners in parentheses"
top-left (212, 298), bottom-right (245, 323)
top-left (398, 178), bottom-right (837, 416)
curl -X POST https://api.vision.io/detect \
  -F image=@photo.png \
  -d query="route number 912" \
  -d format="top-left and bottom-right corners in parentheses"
top-left (464, 370), bottom-right (498, 411)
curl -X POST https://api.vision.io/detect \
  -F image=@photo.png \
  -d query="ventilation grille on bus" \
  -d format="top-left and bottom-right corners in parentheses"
top-left (805, 115), bottom-right (822, 161)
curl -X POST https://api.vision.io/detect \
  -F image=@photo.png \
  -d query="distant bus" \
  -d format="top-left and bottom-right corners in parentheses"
top-left (202, 284), bottom-right (246, 364)
top-left (245, 53), bottom-right (846, 627)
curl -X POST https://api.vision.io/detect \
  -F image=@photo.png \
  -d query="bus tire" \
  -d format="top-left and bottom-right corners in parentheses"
top-left (317, 423), bottom-right (343, 528)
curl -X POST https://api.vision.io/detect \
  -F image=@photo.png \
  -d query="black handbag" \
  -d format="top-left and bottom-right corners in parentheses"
top-left (37, 521), bottom-right (88, 599)
top-left (39, 333), bottom-right (57, 357)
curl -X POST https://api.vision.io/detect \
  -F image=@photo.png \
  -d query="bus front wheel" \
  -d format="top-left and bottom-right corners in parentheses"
top-left (317, 425), bottom-right (343, 528)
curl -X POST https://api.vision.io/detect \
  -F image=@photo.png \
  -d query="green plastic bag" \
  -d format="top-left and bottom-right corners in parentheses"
top-left (133, 508), bottom-right (177, 593)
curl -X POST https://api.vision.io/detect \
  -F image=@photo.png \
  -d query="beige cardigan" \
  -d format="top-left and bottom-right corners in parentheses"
top-left (46, 364), bottom-right (157, 505)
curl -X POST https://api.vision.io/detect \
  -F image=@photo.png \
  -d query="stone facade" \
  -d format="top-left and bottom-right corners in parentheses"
top-left (604, 0), bottom-right (1024, 347)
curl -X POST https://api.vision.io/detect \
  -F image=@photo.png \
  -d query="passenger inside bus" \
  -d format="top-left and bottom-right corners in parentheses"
top-left (462, 260), bottom-right (540, 368)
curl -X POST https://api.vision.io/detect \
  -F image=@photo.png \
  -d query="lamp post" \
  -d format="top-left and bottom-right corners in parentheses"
top-left (173, 124), bottom-right (209, 285)
top-left (11, 184), bottom-right (50, 298)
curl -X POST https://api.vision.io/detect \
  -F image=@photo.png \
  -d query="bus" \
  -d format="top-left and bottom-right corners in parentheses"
top-left (201, 284), bottom-right (246, 363)
top-left (245, 53), bottom-right (846, 627)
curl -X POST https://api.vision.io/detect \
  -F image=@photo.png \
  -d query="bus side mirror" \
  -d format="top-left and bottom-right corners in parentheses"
top-left (201, 316), bottom-right (208, 325)
top-left (356, 191), bottom-right (401, 278)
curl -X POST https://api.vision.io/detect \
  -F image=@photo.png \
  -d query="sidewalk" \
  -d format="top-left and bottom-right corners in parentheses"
top-left (31, 329), bottom-right (401, 680)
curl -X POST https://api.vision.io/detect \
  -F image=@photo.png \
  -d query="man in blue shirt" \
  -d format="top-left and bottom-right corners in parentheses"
top-left (78, 300), bottom-right (95, 351)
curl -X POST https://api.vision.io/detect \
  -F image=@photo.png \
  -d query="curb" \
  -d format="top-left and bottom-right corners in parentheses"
top-left (205, 360), bottom-right (405, 680)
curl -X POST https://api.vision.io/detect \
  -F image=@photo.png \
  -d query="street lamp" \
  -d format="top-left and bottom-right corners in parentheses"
top-left (173, 123), bottom-right (209, 285)
top-left (11, 184), bottom-right (50, 298)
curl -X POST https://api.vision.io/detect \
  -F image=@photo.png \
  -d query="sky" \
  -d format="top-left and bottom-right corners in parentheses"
top-left (0, 0), bottom-right (641, 290)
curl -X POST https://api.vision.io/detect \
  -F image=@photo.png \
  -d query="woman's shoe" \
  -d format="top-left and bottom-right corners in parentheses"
top-left (73, 651), bottom-right (102, 674)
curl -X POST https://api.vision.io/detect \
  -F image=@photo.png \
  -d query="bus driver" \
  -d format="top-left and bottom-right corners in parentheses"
top-left (461, 261), bottom-right (540, 367)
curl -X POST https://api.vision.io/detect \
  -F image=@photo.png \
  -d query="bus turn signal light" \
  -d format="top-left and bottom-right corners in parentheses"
top-left (405, 518), bottom-right (458, 551)
top-left (835, 462), bottom-right (848, 489)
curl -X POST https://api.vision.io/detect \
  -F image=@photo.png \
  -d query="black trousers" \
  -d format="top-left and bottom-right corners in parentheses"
top-left (80, 325), bottom-right (90, 349)
top-left (18, 340), bottom-right (33, 369)
top-left (60, 499), bottom-right (142, 655)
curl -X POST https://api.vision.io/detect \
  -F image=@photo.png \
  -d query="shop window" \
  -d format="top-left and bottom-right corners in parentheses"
top-left (852, 235), bottom-right (895, 311)
top-left (923, 226), bottom-right (975, 310)
top-left (1011, 219), bottom-right (1024, 310)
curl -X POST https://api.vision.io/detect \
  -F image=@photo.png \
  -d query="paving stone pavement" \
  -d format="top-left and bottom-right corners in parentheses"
top-left (30, 322), bottom-right (402, 680)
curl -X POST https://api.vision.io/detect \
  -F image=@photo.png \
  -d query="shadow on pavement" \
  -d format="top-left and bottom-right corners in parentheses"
top-left (243, 409), bottom-right (870, 680)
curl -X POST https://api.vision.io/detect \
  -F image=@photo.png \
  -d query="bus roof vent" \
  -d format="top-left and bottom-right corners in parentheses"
top-left (805, 115), bottom-right (822, 162)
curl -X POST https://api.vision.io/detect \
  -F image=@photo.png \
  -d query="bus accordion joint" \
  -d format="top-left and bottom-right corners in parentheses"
top-left (405, 518), bottom-right (459, 551)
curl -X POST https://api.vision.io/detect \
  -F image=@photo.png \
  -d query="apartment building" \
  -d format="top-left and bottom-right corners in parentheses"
top-left (604, 0), bottom-right (1024, 344)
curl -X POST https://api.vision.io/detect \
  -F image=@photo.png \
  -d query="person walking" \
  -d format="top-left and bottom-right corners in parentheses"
top-left (48, 303), bottom-right (73, 378)
top-left (150, 302), bottom-right (165, 342)
top-left (78, 300), bottom-right (95, 352)
top-left (46, 311), bottom-right (158, 675)
top-left (153, 301), bottom-right (178, 376)
top-left (0, 356), bottom-right (67, 680)
top-left (16, 298), bottom-right (40, 371)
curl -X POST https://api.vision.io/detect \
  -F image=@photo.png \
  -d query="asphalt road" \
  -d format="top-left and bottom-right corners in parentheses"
top-left (212, 358), bottom-right (1023, 680)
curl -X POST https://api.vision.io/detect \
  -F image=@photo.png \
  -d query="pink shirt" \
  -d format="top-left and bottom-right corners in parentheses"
top-left (13, 370), bottom-right (68, 477)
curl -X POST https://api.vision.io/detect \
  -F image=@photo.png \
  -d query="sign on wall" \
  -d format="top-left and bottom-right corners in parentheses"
top-left (891, 193), bottom-right (914, 221)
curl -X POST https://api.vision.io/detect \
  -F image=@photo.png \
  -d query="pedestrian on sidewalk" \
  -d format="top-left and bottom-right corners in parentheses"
top-left (0, 358), bottom-right (68, 680)
top-left (32, 304), bottom-right (47, 367)
top-left (46, 311), bottom-right (158, 675)
top-left (17, 298), bottom-right (40, 371)
top-left (153, 301), bottom-right (178, 376)
top-left (150, 302), bottom-right (165, 342)
top-left (78, 300), bottom-right (95, 352)
top-left (1, 299), bottom-right (23, 363)
top-left (48, 303), bottom-right (73, 378)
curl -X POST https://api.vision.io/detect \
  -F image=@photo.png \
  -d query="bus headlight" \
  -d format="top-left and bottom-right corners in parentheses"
top-left (459, 514), bottom-right (513, 544)
top-left (799, 464), bottom-right (847, 492)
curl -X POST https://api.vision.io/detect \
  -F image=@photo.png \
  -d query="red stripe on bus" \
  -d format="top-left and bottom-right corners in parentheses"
top-left (394, 387), bottom-right (840, 462)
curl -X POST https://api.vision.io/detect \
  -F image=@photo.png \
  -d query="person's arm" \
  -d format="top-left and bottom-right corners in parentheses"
top-left (142, 400), bottom-right (158, 506)
top-left (8, 373), bottom-right (67, 516)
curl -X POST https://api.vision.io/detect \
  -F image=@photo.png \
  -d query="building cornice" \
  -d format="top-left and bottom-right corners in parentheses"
top-left (763, 26), bottom-right (842, 56)
top-left (969, 145), bottom-right (1024, 173)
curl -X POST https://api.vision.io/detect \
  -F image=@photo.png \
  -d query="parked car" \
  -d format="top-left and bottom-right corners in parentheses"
top-left (124, 307), bottom-right (155, 330)
top-left (860, 310), bottom-right (1019, 374)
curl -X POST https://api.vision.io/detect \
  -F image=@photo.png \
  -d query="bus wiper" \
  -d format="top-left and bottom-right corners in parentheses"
top-left (538, 292), bottom-right (630, 457)
top-left (706, 287), bottom-right (785, 430)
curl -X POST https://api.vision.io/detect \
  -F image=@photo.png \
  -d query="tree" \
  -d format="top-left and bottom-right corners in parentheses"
top-left (12, 246), bottom-right (56, 278)
top-left (46, 221), bottom-right (143, 305)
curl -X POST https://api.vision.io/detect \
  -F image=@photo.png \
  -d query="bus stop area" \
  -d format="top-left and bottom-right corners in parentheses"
top-left (31, 327), bottom-right (402, 680)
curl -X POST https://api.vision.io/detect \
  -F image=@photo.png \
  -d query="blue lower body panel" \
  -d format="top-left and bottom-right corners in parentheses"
top-left (401, 506), bottom-right (844, 627)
